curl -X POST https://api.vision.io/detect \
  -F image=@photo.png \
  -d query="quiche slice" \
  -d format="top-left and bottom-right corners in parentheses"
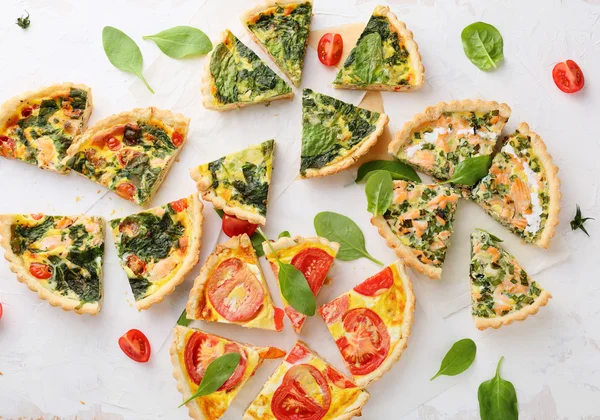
top-left (471, 123), bottom-right (561, 248)
top-left (242, 0), bottom-right (313, 87)
top-left (109, 194), bottom-right (204, 311)
top-left (186, 234), bottom-right (284, 331)
top-left (171, 326), bottom-right (285, 420)
top-left (243, 341), bottom-right (370, 420)
top-left (333, 5), bottom-right (424, 91)
top-left (300, 88), bottom-right (389, 178)
top-left (319, 261), bottom-right (415, 387)
top-left (0, 213), bottom-right (104, 314)
top-left (0, 83), bottom-right (92, 173)
top-left (371, 181), bottom-right (459, 280)
top-left (202, 30), bottom-right (293, 111)
top-left (190, 140), bottom-right (274, 226)
top-left (263, 236), bottom-right (340, 333)
top-left (389, 100), bottom-right (512, 180)
top-left (470, 229), bottom-right (552, 330)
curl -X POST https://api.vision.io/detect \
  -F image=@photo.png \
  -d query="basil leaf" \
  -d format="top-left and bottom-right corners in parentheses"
top-left (302, 123), bottom-right (338, 157)
top-left (431, 338), bottom-right (477, 380)
top-left (179, 352), bottom-right (241, 407)
top-left (278, 231), bottom-right (291, 239)
top-left (176, 308), bottom-right (192, 327)
top-left (478, 357), bottom-right (518, 420)
top-left (354, 32), bottom-right (383, 84)
top-left (102, 26), bottom-right (154, 93)
top-left (442, 155), bottom-right (491, 186)
top-left (314, 211), bottom-right (383, 265)
top-left (365, 170), bottom-right (393, 216)
top-left (143, 26), bottom-right (212, 59)
top-left (461, 22), bottom-right (504, 71)
top-left (356, 160), bottom-right (421, 183)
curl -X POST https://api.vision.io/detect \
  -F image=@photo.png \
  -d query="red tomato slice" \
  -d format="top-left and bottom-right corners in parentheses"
top-left (116, 182), bottom-right (136, 201)
top-left (0, 302), bottom-right (3, 319)
top-left (325, 365), bottom-right (357, 389)
top-left (29, 263), bottom-right (52, 280)
top-left (552, 60), bottom-right (584, 93)
top-left (126, 255), bottom-right (146, 276)
top-left (317, 33), bottom-right (343, 66)
top-left (0, 135), bottom-right (16, 158)
top-left (221, 214), bottom-right (258, 238)
top-left (291, 248), bottom-right (334, 295)
top-left (319, 294), bottom-right (349, 324)
top-left (172, 132), bottom-right (184, 147)
top-left (170, 198), bottom-right (188, 213)
top-left (118, 329), bottom-right (151, 363)
top-left (353, 267), bottom-right (394, 296)
top-left (107, 136), bottom-right (122, 151)
top-left (285, 305), bottom-right (307, 332)
top-left (274, 307), bottom-right (285, 332)
top-left (285, 342), bottom-right (311, 364)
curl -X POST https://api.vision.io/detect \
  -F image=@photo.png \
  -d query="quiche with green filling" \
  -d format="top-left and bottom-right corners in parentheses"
top-left (0, 213), bottom-right (104, 314)
top-left (0, 83), bottom-right (92, 173)
top-left (300, 88), bottom-right (389, 178)
top-left (470, 229), bottom-right (551, 330)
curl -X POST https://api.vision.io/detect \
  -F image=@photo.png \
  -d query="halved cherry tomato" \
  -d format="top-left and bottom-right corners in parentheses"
top-left (291, 248), bottom-right (334, 294)
top-left (319, 294), bottom-right (349, 324)
top-left (0, 302), bottom-right (3, 320)
top-left (221, 214), bottom-right (258, 237)
top-left (107, 136), bottom-right (122, 151)
top-left (353, 267), bottom-right (393, 296)
top-left (325, 365), bottom-right (357, 389)
top-left (0, 136), bottom-right (16, 158)
top-left (21, 107), bottom-right (32, 117)
top-left (126, 255), bottom-right (146, 276)
top-left (30, 263), bottom-right (52, 280)
top-left (172, 132), bottom-right (184, 147)
top-left (552, 60), bottom-right (584, 93)
top-left (318, 33), bottom-right (343, 66)
top-left (118, 329), bottom-right (151, 363)
top-left (30, 213), bottom-right (44, 220)
top-left (170, 198), bottom-right (188, 213)
top-left (116, 182), bottom-right (136, 201)
top-left (274, 307), bottom-right (285, 332)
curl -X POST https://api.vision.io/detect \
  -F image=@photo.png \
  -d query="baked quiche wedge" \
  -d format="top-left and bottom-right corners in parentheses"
top-left (333, 5), bottom-right (424, 91)
top-left (63, 107), bottom-right (189, 206)
top-left (371, 181), bottom-right (459, 280)
top-left (389, 100), bottom-right (512, 180)
top-left (263, 235), bottom-right (339, 333)
top-left (202, 30), bottom-right (293, 111)
top-left (470, 229), bottom-right (551, 330)
top-left (0, 83), bottom-right (92, 173)
top-left (109, 194), bottom-right (203, 311)
top-left (242, 0), bottom-right (313, 87)
top-left (301, 88), bottom-right (389, 178)
top-left (319, 261), bottom-right (415, 387)
top-left (243, 341), bottom-right (370, 420)
top-left (0, 213), bottom-right (104, 314)
top-left (171, 326), bottom-right (285, 420)
top-left (471, 123), bottom-right (561, 248)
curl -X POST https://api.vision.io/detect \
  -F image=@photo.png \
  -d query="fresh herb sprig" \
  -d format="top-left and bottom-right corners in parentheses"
top-left (16, 11), bottom-right (30, 29)
top-left (478, 357), bottom-right (518, 420)
top-left (570, 205), bottom-right (593, 237)
top-left (431, 338), bottom-right (477, 380)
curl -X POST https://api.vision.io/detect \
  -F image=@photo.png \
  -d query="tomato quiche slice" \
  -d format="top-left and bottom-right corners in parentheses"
top-left (0, 213), bottom-right (104, 314)
top-left (202, 30), bottom-right (293, 111)
top-left (371, 181), bottom-right (459, 280)
top-left (300, 89), bottom-right (389, 178)
top-left (471, 123), bottom-right (561, 248)
top-left (263, 236), bottom-right (340, 333)
top-left (319, 261), bottom-right (415, 387)
top-left (333, 5), bottom-right (424, 91)
top-left (389, 100), bottom-right (512, 181)
top-left (190, 140), bottom-right (274, 226)
top-left (470, 229), bottom-right (551, 330)
top-left (171, 326), bottom-right (285, 420)
top-left (243, 341), bottom-right (370, 420)
top-left (63, 107), bottom-right (189, 206)
top-left (186, 234), bottom-right (284, 331)
top-left (0, 83), bottom-right (92, 173)
top-left (109, 194), bottom-right (204, 311)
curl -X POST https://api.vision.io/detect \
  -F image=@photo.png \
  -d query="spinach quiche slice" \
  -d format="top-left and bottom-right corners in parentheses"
top-left (471, 123), bottom-right (561, 248)
top-left (333, 5), bottom-right (424, 91)
top-left (301, 88), bottom-right (389, 178)
top-left (0, 213), bottom-right (104, 314)
top-left (389, 100), bottom-right (511, 180)
top-left (242, 0), bottom-right (313, 87)
top-left (470, 229), bottom-right (551, 330)
top-left (371, 181), bottom-right (459, 279)
top-left (63, 107), bottom-right (189, 206)
top-left (202, 30), bottom-right (293, 111)
top-left (0, 83), bottom-right (92, 173)
top-left (109, 194), bottom-right (204, 311)
top-left (190, 140), bottom-right (274, 225)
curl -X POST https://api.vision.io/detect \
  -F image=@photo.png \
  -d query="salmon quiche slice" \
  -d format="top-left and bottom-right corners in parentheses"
top-left (0, 83), bottom-right (92, 173)
top-left (470, 229), bottom-right (551, 330)
top-left (109, 194), bottom-right (204, 311)
top-left (0, 213), bottom-right (104, 314)
top-left (263, 236), bottom-right (339, 333)
top-left (389, 100), bottom-right (512, 181)
top-left (63, 107), bottom-right (189, 206)
top-left (319, 261), bottom-right (415, 387)
top-left (371, 181), bottom-right (459, 280)
top-left (333, 5), bottom-right (424, 91)
top-left (243, 341), bottom-right (370, 420)
top-left (300, 88), bottom-right (389, 178)
top-left (471, 123), bottom-right (561, 248)
top-left (202, 30), bottom-right (293, 111)
top-left (171, 325), bottom-right (285, 420)
top-left (186, 234), bottom-right (284, 331)
top-left (190, 140), bottom-right (274, 226)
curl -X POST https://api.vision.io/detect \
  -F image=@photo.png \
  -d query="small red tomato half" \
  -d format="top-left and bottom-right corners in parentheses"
top-left (170, 198), bottom-right (188, 213)
top-left (107, 136), bottom-right (122, 151)
top-left (0, 302), bottom-right (3, 320)
top-left (172, 132), bottom-right (184, 147)
top-left (118, 329), bottom-right (151, 363)
top-left (30, 263), bottom-right (52, 280)
top-left (221, 214), bottom-right (258, 237)
top-left (552, 60), bottom-right (584, 93)
top-left (318, 33), bottom-right (343, 66)
top-left (116, 182), bottom-right (136, 201)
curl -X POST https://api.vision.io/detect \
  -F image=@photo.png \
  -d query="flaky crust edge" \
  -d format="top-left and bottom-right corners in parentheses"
top-left (474, 289), bottom-right (552, 330)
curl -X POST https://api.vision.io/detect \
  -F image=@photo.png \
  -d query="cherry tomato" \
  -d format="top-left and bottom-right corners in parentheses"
top-left (21, 107), bottom-right (33, 117)
top-left (118, 329), bottom-right (151, 363)
top-left (552, 60), bottom-right (584, 93)
top-left (221, 214), bottom-right (258, 237)
top-left (29, 263), bottom-right (52, 280)
top-left (319, 294), bottom-right (349, 324)
top-left (325, 365), bottom-right (357, 389)
top-left (0, 136), bottom-right (16, 158)
top-left (126, 255), bottom-right (146, 276)
top-left (30, 213), bottom-right (44, 220)
top-left (107, 136), bottom-right (122, 151)
top-left (353, 267), bottom-right (394, 296)
top-left (172, 132), bottom-right (184, 147)
top-left (0, 302), bottom-right (3, 320)
top-left (170, 198), bottom-right (188, 213)
top-left (116, 182), bottom-right (136, 201)
top-left (317, 33), bottom-right (343, 66)
top-left (291, 248), bottom-right (334, 294)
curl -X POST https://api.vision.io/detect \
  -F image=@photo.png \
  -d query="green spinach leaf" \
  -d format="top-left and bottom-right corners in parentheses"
top-left (365, 170), bottom-right (393, 216)
top-left (143, 26), bottom-right (212, 59)
top-left (431, 338), bottom-right (477, 380)
top-left (478, 357), bottom-right (518, 420)
top-left (278, 231), bottom-right (291, 239)
top-left (441, 155), bottom-right (491, 186)
top-left (176, 308), bottom-right (192, 327)
top-left (353, 32), bottom-right (383, 84)
top-left (356, 160), bottom-right (421, 183)
top-left (302, 123), bottom-right (339, 157)
top-left (461, 22), bottom-right (504, 71)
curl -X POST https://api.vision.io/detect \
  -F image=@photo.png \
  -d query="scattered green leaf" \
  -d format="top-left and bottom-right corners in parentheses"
top-left (16, 11), bottom-right (30, 29)
top-left (143, 26), bottom-right (212, 59)
top-left (478, 357), bottom-right (518, 420)
top-left (278, 231), bottom-right (291, 239)
top-left (214, 208), bottom-right (225, 218)
top-left (476, 228), bottom-right (504, 243)
top-left (461, 22), bottom-right (504, 71)
top-left (301, 123), bottom-right (338, 157)
top-left (441, 155), bottom-right (491, 186)
top-left (176, 308), bottom-right (192, 327)
top-left (570, 205), bottom-right (593, 237)
top-left (431, 338), bottom-right (477, 380)
top-left (356, 160), bottom-right (421, 183)
top-left (365, 170), bottom-right (393, 216)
